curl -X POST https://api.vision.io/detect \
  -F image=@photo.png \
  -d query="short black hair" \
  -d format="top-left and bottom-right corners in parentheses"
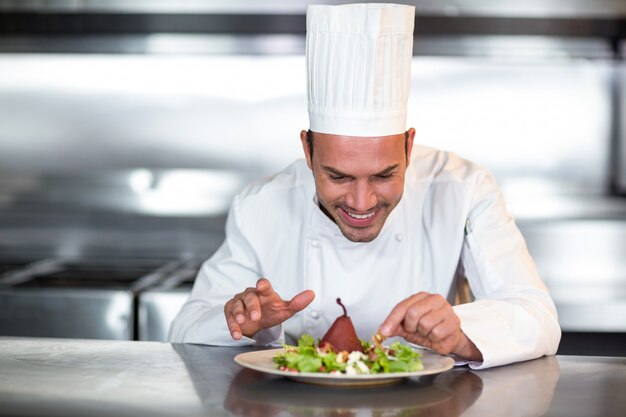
top-left (306, 129), bottom-right (314, 158)
top-left (306, 129), bottom-right (409, 160)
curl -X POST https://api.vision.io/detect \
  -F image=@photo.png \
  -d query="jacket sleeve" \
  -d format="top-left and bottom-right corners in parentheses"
top-left (168, 194), bottom-right (284, 346)
top-left (453, 171), bottom-right (561, 369)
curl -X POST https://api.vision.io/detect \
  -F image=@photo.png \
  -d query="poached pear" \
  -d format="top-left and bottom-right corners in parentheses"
top-left (319, 298), bottom-right (363, 353)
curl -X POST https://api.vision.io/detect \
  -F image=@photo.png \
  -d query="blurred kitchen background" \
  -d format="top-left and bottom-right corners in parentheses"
top-left (0, 0), bottom-right (624, 355)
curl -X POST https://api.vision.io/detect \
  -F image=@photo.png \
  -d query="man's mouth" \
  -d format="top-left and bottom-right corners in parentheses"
top-left (346, 211), bottom-right (375, 220)
top-left (338, 207), bottom-right (379, 227)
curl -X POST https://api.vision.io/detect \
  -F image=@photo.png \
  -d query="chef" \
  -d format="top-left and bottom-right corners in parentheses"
top-left (169, 3), bottom-right (561, 369)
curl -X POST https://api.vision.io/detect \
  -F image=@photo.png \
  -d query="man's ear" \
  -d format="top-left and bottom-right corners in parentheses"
top-left (300, 129), bottom-right (313, 169)
top-left (405, 127), bottom-right (415, 166)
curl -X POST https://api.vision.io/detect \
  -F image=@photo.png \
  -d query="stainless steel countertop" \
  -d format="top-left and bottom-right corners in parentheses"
top-left (0, 337), bottom-right (625, 417)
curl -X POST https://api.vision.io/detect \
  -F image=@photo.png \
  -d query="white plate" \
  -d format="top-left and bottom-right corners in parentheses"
top-left (234, 347), bottom-right (455, 387)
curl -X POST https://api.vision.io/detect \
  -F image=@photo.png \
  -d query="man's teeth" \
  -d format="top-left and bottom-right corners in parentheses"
top-left (347, 211), bottom-right (375, 219)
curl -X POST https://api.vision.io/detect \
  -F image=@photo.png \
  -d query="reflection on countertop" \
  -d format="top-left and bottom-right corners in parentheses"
top-left (174, 343), bottom-right (561, 417)
top-left (221, 368), bottom-right (481, 417)
top-left (2, 337), bottom-right (625, 417)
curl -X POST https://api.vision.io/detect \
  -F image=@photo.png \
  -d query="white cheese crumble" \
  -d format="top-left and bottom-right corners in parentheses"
top-left (345, 351), bottom-right (370, 374)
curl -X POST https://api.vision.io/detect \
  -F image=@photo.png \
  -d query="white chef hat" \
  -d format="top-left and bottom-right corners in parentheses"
top-left (306, 3), bottom-right (415, 137)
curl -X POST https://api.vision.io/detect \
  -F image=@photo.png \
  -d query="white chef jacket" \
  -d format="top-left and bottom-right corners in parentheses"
top-left (169, 145), bottom-right (561, 369)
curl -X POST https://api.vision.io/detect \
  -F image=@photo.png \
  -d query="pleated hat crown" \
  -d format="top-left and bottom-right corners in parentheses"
top-left (306, 3), bottom-right (415, 137)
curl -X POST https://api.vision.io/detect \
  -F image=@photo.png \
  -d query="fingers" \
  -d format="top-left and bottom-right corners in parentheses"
top-left (401, 296), bottom-right (447, 335)
top-left (224, 284), bottom-right (265, 340)
top-left (380, 292), bottom-right (464, 355)
top-left (233, 282), bottom-right (268, 324)
top-left (243, 291), bottom-right (261, 321)
top-left (426, 312), bottom-right (460, 343)
top-left (256, 278), bottom-right (275, 297)
top-left (286, 290), bottom-right (316, 313)
top-left (229, 289), bottom-right (256, 325)
top-left (379, 292), bottom-right (430, 337)
top-left (404, 311), bottom-right (460, 354)
top-left (224, 279), bottom-right (314, 340)
top-left (398, 322), bottom-right (460, 354)
top-left (224, 299), bottom-right (242, 340)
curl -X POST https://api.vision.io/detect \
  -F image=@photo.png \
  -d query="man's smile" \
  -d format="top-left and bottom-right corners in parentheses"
top-left (338, 207), bottom-right (382, 228)
top-left (346, 211), bottom-right (375, 219)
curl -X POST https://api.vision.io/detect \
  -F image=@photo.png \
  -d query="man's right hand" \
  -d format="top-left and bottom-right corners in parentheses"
top-left (224, 278), bottom-right (315, 340)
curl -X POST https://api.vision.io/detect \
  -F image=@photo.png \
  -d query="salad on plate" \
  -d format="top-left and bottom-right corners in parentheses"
top-left (272, 298), bottom-right (422, 375)
top-left (273, 333), bottom-right (423, 375)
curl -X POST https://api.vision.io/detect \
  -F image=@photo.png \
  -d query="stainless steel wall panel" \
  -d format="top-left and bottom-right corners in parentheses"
top-left (410, 58), bottom-right (613, 192)
top-left (0, 35), bottom-right (612, 58)
top-left (137, 260), bottom-right (199, 341)
top-left (2, 0), bottom-right (626, 18)
top-left (0, 54), bottom-right (306, 175)
top-left (137, 290), bottom-right (190, 341)
top-left (616, 54), bottom-right (626, 193)
top-left (0, 207), bottom-right (227, 260)
top-left (1, 1), bottom-right (626, 41)
top-left (0, 258), bottom-right (190, 340)
top-left (0, 54), bottom-right (613, 200)
top-left (519, 219), bottom-right (626, 331)
top-left (520, 220), bottom-right (626, 286)
top-left (0, 289), bottom-right (133, 340)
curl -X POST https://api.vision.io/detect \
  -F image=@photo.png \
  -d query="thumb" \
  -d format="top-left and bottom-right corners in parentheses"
top-left (286, 290), bottom-right (315, 313)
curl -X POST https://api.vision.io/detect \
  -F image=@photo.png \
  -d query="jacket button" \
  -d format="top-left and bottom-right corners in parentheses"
top-left (395, 233), bottom-right (403, 242)
top-left (310, 310), bottom-right (320, 319)
top-left (310, 239), bottom-right (320, 248)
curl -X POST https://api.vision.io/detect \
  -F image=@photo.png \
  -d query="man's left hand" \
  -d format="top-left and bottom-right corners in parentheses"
top-left (378, 292), bottom-right (483, 361)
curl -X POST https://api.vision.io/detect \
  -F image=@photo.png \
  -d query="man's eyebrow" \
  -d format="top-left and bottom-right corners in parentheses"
top-left (320, 164), bottom-right (399, 177)
top-left (321, 165), bottom-right (350, 177)
top-left (376, 164), bottom-right (400, 176)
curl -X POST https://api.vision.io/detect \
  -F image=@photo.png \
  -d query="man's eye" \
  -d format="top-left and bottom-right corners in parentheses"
top-left (375, 174), bottom-right (393, 180)
top-left (329, 175), bottom-right (347, 181)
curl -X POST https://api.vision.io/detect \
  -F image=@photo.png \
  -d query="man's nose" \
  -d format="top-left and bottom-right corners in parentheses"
top-left (346, 180), bottom-right (377, 212)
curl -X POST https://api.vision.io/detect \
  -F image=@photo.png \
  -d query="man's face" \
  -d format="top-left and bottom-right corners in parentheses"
top-left (300, 129), bottom-right (414, 242)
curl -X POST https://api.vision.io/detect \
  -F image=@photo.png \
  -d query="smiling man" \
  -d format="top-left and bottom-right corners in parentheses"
top-left (305, 130), bottom-right (412, 243)
top-left (169, 3), bottom-right (560, 369)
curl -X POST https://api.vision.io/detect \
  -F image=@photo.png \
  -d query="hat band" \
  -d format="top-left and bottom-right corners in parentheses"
top-left (308, 106), bottom-right (407, 137)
